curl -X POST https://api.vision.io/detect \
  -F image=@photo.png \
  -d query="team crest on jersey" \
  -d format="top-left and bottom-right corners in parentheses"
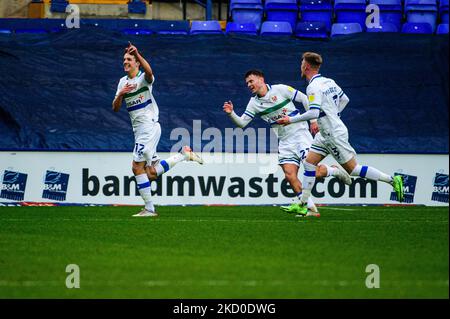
top-left (271, 95), bottom-right (278, 102)
top-left (309, 94), bottom-right (315, 102)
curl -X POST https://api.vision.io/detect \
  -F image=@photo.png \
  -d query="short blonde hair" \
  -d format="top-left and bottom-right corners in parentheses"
top-left (302, 52), bottom-right (323, 69)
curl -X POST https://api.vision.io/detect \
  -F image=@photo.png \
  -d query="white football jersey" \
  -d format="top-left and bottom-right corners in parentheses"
top-left (306, 74), bottom-right (347, 136)
top-left (244, 84), bottom-right (309, 140)
top-left (115, 71), bottom-right (159, 135)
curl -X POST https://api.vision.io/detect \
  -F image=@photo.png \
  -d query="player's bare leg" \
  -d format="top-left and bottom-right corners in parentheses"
top-left (341, 157), bottom-right (404, 202)
top-left (281, 163), bottom-right (318, 215)
top-left (132, 160), bottom-right (158, 217)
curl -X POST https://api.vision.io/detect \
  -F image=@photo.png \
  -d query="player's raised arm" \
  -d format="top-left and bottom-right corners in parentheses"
top-left (223, 100), bottom-right (253, 128)
top-left (127, 42), bottom-right (154, 84)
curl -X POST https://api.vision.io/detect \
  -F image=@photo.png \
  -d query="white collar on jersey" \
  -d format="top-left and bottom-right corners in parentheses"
top-left (309, 73), bottom-right (322, 84)
top-left (127, 70), bottom-right (142, 80)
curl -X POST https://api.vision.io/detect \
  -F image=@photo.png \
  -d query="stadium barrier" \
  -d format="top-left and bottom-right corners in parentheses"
top-left (0, 152), bottom-right (448, 206)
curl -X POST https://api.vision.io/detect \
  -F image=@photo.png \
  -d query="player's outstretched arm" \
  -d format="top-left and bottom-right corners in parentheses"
top-left (223, 101), bottom-right (252, 128)
top-left (127, 42), bottom-right (154, 84)
top-left (277, 108), bottom-right (320, 125)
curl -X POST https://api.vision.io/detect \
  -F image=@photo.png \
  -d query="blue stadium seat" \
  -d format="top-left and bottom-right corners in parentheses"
top-left (153, 21), bottom-right (190, 35)
top-left (80, 19), bottom-right (118, 30)
top-left (50, 0), bottom-right (69, 13)
top-left (0, 18), bottom-right (66, 33)
top-left (128, 0), bottom-right (147, 15)
top-left (331, 22), bottom-right (363, 36)
top-left (404, 0), bottom-right (438, 32)
top-left (264, 0), bottom-right (299, 30)
top-left (190, 20), bottom-right (223, 35)
top-left (366, 22), bottom-right (399, 32)
top-left (334, 0), bottom-right (367, 30)
top-left (299, 0), bottom-right (333, 32)
top-left (225, 22), bottom-right (258, 35)
top-left (116, 19), bottom-right (154, 35)
top-left (440, 0), bottom-right (449, 23)
top-left (260, 21), bottom-right (293, 35)
top-left (401, 21), bottom-right (434, 33)
top-left (436, 23), bottom-right (449, 33)
top-left (230, 0), bottom-right (264, 31)
top-left (368, 0), bottom-right (403, 31)
top-left (294, 21), bottom-right (328, 38)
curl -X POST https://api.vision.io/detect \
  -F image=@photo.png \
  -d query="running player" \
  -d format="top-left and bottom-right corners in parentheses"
top-left (113, 42), bottom-right (203, 217)
top-left (223, 70), bottom-right (352, 216)
top-left (276, 52), bottom-right (404, 217)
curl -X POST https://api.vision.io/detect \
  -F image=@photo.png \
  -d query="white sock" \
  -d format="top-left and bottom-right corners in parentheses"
top-left (154, 153), bottom-right (186, 176)
top-left (351, 165), bottom-right (393, 184)
top-left (135, 173), bottom-right (154, 211)
top-left (300, 162), bottom-right (316, 204)
top-left (322, 164), bottom-right (337, 177)
top-left (297, 192), bottom-right (316, 209)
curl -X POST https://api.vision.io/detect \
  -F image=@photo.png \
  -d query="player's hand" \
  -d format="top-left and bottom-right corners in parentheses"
top-left (126, 42), bottom-right (139, 56)
top-left (223, 101), bottom-right (234, 114)
top-left (276, 116), bottom-right (291, 126)
top-left (310, 121), bottom-right (319, 136)
top-left (119, 83), bottom-right (136, 96)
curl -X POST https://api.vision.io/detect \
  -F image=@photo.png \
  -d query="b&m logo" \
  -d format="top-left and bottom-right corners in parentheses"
top-left (42, 170), bottom-right (70, 201)
top-left (390, 173), bottom-right (417, 203)
top-left (0, 170), bottom-right (28, 201)
top-left (431, 173), bottom-right (449, 203)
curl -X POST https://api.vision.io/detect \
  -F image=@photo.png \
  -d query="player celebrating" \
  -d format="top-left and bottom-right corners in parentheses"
top-left (277, 52), bottom-right (405, 217)
top-left (223, 70), bottom-right (352, 216)
top-left (113, 42), bottom-right (203, 217)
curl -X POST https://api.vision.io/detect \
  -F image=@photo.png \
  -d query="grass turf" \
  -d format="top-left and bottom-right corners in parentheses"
top-left (0, 205), bottom-right (448, 298)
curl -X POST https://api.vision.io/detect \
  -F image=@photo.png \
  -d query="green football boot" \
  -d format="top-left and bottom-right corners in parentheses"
top-left (280, 203), bottom-right (308, 217)
top-left (392, 175), bottom-right (405, 202)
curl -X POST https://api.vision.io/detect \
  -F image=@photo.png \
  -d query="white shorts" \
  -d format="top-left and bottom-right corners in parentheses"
top-left (278, 129), bottom-right (313, 167)
top-left (310, 131), bottom-right (356, 164)
top-left (133, 122), bottom-right (161, 164)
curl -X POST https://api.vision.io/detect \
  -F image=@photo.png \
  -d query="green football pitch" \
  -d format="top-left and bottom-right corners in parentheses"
top-left (0, 205), bottom-right (448, 299)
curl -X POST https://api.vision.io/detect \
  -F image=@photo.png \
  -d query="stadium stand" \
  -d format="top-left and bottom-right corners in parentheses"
top-left (334, 0), bottom-right (368, 29)
top-left (436, 22), bottom-right (449, 33)
top-left (264, 0), bottom-right (299, 29)
top-left (366, 21), bottom-right (399, 32)
top-left (369, 0), bottom-right (403, 30)
top-left (229, 0), bottom-right (264, 30)
top-left (299, 0), bottom-right (334, 32)
top-left (404, 0), bottom-right (438, 32)
top-left (331, 21), bottom-right (363, 35)
top-left (294, 21), bottom-right (329, 38)
top-left (260, 20), bottom-right (293, 34)
top-left (401, 21), bottom-right (434, 33)
top-left (440, 0), bottom-right (449, 23)
top-left (225, 21), bottom-right (258, 34)
top-left (190, 20), bottom-right (223, 34)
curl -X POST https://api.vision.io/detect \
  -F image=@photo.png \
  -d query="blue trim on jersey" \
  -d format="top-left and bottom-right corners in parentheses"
top-left (309, 106), bottom-right (321, 110)
top-left (293, 90), bottom-right (298, 101)
top-left (127, 99), bottom-right (152, 112)
top-left (244, 111), bottom-right (255, 119)
top-left (319, 111), bottom-right (327, 118)
top-left (288, 110), bottom-right (299, 116)
top-left (137, 181), bottom-right (151, 189)
top-left (360, 166), bottom-right (368, 178)
top-left (309, 74), bottom-right (322, 84)
top-left (338, 91), bottom-right (344, 97)
top-left (160, 160), bottom-right (170, 172)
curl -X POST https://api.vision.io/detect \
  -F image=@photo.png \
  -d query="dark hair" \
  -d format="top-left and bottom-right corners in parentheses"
top-left (245, 69), bottom-right (264, 79)
top-left (302, 52), bottom-right (323, 69)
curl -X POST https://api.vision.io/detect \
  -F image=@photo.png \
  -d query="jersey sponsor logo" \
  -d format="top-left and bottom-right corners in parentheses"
top-left (431, 173), bottom-right (449, 203)
top-left (42, 170), bottom-right (70, 201)
top-left (390, 173), bottom-right (417, 203)
top-left (0, 170), bottom-right (28, 201)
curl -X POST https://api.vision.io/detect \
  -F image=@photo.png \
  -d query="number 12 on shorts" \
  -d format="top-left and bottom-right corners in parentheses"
top-left (134, 143), bottom-right (145, 157)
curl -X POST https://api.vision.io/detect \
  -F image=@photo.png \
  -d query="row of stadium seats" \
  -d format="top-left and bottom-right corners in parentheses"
top-left (229, 0), bottom-right (449, 33)
top-left (47, 0), bottom-right (147, 14)
top-left (0, 18), bottom-right (447, 36)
